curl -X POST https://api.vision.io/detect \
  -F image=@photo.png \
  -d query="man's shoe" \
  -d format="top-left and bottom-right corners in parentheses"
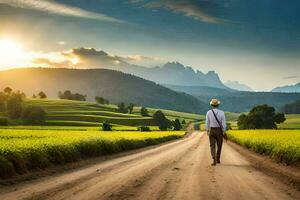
top-left (211, 160), bottom-right (217, 166)
top-left (217, 160), bottom-right (221, 164)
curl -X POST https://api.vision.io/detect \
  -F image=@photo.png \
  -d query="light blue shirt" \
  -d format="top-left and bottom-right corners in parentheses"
top-left (205, 109), bottom-right (226, 133)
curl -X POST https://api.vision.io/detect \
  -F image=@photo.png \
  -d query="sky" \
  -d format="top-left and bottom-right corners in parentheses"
top-left (0, 0), bottom-right (300, 91)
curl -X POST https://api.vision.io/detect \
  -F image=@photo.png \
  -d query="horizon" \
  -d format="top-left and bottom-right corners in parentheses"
top-left (1, 0), bottom-right (300, 91)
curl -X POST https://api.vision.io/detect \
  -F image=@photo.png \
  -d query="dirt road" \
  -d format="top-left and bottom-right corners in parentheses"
top-left (0, 132), bottom-right (299, 200)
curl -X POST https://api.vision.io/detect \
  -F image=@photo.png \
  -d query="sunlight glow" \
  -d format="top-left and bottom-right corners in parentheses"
top-left (0, 38), bottom-right (23, 55)
top-left (0, 38), bottom-right (28, 68)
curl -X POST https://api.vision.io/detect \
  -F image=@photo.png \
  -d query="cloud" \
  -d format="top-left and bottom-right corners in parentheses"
top-left (32, 57), bottom-right (73, 68)
top-left (120, 55), bottom-right (165, 66)
top-left (141, 0), bottom-right (223, 24)
top-left (283, 75), bottom-right (298, 79)
top-left (58, 41), bottom-right (67, 45)
top-left (31, 47), bottom-right (164, 69)
top-left (1, 0), bottom-right (123, 23)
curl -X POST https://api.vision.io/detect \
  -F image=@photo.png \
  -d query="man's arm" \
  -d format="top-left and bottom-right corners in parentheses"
top-left (221, 112), bottom-right (226, 132)
top-left (205, 112), bottom-right (210, 133)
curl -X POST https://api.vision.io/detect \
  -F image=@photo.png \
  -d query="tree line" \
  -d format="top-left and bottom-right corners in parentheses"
top-left (0, 87), bottom-right (46, 125)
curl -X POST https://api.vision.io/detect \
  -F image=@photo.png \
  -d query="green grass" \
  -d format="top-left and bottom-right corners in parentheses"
top-left (278, 114), bottom-right (300, 129)
top-left (18, 99), bottom-right (206, 128)
top-left (228, 130), bottom-right (300, 165)
top-left (0, 129), bottom-right (184, 178)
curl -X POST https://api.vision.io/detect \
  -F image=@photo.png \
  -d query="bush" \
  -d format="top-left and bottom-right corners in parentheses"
top-left (141, 107), bottom-right (150, 117)
top-left (173, 119), bottom-right (182, 131)
top-left (152, 110), bottom-right (172, 131)
top-left (6, 94), bottom-right (23, 119)
top-left (0, 117), bottom-right (8, 125)
top-left (102, 121), bottom-right (112, 131)
top-left (38, 91), bottom-right (47, 99)
top-left (226, 123), bottom-right (232, 130)
top-left (59, 90), bottom-right (86, 101)
top-left (0, 156), bottom-right (15, 179)
top-left (138, 126), bottom-right (151, 132)
top-left (22, 106), bottom-right (46, 125)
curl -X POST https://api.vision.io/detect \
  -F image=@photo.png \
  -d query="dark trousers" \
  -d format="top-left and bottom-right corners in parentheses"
top-left (209, 127), bottom-right (223, 161)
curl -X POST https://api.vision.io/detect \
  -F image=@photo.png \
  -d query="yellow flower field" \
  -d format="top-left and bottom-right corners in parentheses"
top-left (227, 130), bottom-right (300, 165)
top-left (0, 129), bottom-right (185, 178)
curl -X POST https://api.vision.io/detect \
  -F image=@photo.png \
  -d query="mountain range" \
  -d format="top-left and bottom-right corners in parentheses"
top-left (0, 68), bottom-right (209, 114)
top-left (272, 83), bottom-right (300, 93)
top-left (224, 80), bottom-right (253, 91)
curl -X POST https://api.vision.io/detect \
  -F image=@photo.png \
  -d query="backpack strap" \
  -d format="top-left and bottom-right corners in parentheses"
top-left (211, 109), bottom-right (224, 133)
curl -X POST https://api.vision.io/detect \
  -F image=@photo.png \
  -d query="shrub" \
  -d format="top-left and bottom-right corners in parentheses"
top-left (138, 126), bottom-right (151, 132)
top-left (0, 156), bottom-right (15, 179)
top-left (22, 106), bottom-right (46, 125)
top-left (6, 94), bottom-right (23, 119)
top-left (0, 117), bottom-right (8, 126)
top-left (226, 123), bottom-right (232, 130)
top-left (117, 102), bottom-right (128, 113)
top-left (152, 110), bottom-right (172, 131)
top-left (102, 121), bottom-right (112, 131)
top-left (38, 91), bottom-right (47, 99)
top-left (173, 119), bottom-right (182, 131)
top-left (141, 107), bottom-right (150, 117)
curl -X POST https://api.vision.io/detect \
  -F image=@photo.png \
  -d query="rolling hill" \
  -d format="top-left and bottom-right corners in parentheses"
top-left (0, 68), bottom-right (209, 114)
top-left (23, 99), bottom-right (204, 128)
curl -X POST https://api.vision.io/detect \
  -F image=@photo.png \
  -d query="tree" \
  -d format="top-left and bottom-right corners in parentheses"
top-left (182, 120), bottom-right (186, 125)
top-left (128, 103), bottom-right (134, 114)
top-left (152, 110), bottom-right (172, 131)
top-left (173, 119), bottom-right (182, 131)
top-left (0, 92), bottom-right (6, 112)
top-left (4, 87), bottom-right (12, 95)
top-left (95, 96), bottom-right (108, 104)
top-left (38, 91), bottom-right (47, 99)
top-left (237, 104), bottom-right (286, 129)
top-left (141, 107), bottom-right (150, 117)
top-left (22, 106), bottom-right (46, 125)
top-left (102, 121), bottom-right (112, 131)
top-left (6, 92), bottom-right (24, 119)
top-left (59, 90), bottom-right (86, 101)
top-left (32, 94), bottom-right (37, 99)
top-left (117, 102), bottom-right (128, 113)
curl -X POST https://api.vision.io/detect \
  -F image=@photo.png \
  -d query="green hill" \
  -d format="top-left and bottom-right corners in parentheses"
top-left (23, 99), bottom-right (204, 128)
top-left (0, 68), bottom-right (208, 114)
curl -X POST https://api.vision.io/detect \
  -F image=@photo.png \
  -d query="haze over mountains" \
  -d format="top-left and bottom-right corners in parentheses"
top-left (224, 80), bottom-right (253, 91)
top-left (272, 83), bottom-right (300, 93)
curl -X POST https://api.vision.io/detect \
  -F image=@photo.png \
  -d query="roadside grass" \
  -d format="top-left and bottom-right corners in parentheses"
top-left (0, 129), bottom-right (184, 179)
top-left (227, 130), bottom-right (300, 165)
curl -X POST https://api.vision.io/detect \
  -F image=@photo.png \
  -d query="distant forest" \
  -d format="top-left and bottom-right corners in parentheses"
top-left (281, 100), bottom-right (300, 114)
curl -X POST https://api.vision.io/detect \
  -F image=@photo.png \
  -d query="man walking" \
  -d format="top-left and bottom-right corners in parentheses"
top-left (205, 99), bottom-right (226, 166)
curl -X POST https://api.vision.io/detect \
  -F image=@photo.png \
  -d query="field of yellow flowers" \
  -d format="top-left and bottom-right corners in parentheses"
top-left (0, 129), bottom-right (184, 178)
top-left (228, 130), bottom-right (300, 165)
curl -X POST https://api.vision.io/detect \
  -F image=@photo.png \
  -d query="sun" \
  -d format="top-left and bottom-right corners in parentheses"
top-left (0, 38), bottom-right (23, 55)
top-left (0, 38), bottom-right (28, 68)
